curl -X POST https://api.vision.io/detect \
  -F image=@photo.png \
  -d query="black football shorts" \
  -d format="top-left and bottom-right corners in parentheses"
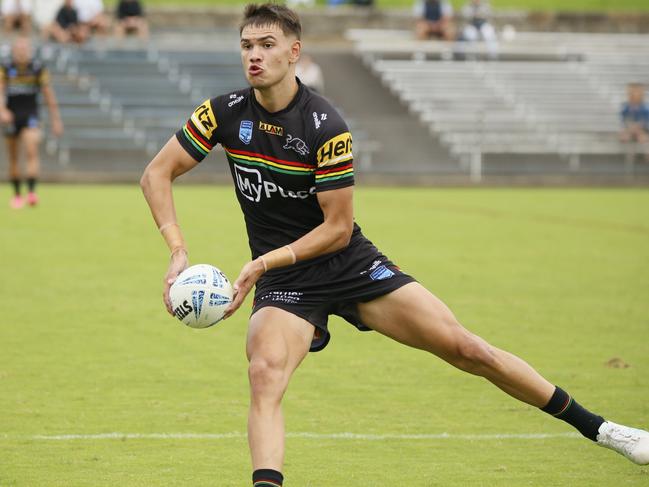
top-left (3, 112), bottom-right (39, 137)
top-left (252, 235), bottom-right (416, 352)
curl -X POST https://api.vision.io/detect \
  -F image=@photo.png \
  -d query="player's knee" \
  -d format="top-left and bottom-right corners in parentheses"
top-left (453, 333), bottom-right (499, 374)
top-left (248, 356), bottom-right (287, 398)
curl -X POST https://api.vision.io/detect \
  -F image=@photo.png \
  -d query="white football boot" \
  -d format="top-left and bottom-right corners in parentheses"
top-left (596, 421), bottom-right (649, 465)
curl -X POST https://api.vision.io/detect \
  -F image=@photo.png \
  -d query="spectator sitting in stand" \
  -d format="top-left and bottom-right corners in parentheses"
top-left (115, 0), bottom-right (148, 39)
top-left (75, 0), bottom-right (109, 36)
top-left (414, 0), bottom-right (454, 41)
top-left (43, 0), bottom-right (87, 44)
top-left (460, 0), bottom-right (498, 58)
top-left (295, 54), bottom-right (324, 94)
top-left (620, 83), bottom-right (649, 143)
top-left (2, 0), bottom-right (32, 34)
top-left (620, 82), bottom-right (649, 161)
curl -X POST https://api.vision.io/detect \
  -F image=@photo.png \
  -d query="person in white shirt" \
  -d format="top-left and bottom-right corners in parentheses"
top-left (74, 0), bottom-right (109, 35)
top-left (295, 54), bottom-right (324, 94)
top-left (460, 0), bottom-right (498, 58)
top-left (2, 0), bottom-right (32, 34)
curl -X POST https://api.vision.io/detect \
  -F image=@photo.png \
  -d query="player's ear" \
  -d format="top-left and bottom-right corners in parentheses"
top-left (289, 39), bottom-right (301, 65)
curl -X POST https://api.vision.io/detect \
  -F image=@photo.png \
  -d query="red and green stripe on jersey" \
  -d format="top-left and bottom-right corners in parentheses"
top-left (181, 120), bottom-right (214, 158)
top-left (224, 147), bottom-right (313, 177)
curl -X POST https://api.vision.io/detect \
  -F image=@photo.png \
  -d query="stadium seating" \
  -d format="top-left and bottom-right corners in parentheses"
top-left (349, 29), bottom-right (649, 179)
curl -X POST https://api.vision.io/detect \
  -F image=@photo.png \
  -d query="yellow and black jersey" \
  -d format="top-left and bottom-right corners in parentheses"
top-left (0, 60), bottom-right (49, 117)
top-left (176, 79), bottom-right (361, 259)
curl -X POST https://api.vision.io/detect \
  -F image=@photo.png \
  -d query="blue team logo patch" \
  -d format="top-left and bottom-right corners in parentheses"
top-left (370, 265), bottom-right (395, 281)
top-left (239, 120), bottom-right (253, 145)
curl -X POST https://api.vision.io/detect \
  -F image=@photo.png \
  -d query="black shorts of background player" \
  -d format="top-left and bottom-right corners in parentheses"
top-left (141, 4), bottom-right (649, 487)
top-left (0, 37), bottom-right (63, 209)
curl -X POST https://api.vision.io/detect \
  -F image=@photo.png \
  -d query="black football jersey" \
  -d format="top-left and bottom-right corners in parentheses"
top-left (176, 80), bottom-right (362, 259)
top-left (0, 60), bottom-right (49, 116)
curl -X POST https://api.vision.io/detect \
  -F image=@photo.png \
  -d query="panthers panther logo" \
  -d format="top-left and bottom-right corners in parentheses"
top-left (283, 134), bottom-right (309, 156)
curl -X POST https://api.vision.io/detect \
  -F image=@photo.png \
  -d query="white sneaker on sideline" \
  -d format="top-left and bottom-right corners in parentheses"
top-left (596, 421), bottom-right (649, 465)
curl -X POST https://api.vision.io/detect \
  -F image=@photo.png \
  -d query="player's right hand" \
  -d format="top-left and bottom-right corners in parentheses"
top-left (163, 249), bottom-right (188, 315)
top-left (0, 109), bottom-right (13, 125)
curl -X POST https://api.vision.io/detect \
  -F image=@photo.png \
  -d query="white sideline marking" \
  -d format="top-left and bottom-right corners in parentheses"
top-left (0, 432), bottom-right (581, 441)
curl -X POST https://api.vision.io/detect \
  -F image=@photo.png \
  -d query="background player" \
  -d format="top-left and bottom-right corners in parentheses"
top-left (141, 4), bottom-right (649, 486)
top-left (0, 36), bottom-right (63, 209)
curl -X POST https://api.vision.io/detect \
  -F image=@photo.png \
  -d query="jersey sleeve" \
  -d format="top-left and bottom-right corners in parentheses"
top-left (175, 98), bottom-right (220, 162)
top-left (38, 67), bottom-right (50, 86)
top-left (313, 111), bottom-right (354, 192)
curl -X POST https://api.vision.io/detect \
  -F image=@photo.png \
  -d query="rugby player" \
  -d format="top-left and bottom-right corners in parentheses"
top-left (0, 37), bottom-right (63, 209)
top-left (141, 4), bottom-right (649, 485)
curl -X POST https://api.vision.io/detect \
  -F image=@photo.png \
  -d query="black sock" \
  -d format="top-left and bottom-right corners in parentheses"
top-left (11, 178), bottom-right (21, 196)
top-left (27, 177), bottom-right (37, 193)
top-left (541, 386), bottom-right (605, 441)
top-left (252, 468), bottom-right (283, 487)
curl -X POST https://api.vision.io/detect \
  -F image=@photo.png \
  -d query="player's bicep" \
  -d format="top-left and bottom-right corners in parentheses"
top-left (146, 135), bottom-right (200, 180)
top-left (317, 186), bottom-right (354, 237)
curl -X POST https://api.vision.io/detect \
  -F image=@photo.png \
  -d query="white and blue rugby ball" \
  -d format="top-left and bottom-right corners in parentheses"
top-left (169, 264), bottom-right (233, 329)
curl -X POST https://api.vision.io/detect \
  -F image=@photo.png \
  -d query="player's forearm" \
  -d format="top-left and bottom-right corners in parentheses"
top-left (42, 87), bottom-right (61, 121)
top-left (291, 219), bottom-right (352, 259)
top-left (140, 165), bottom-right (186, 252)
top-left (258, 218), bottom-right (352, 272)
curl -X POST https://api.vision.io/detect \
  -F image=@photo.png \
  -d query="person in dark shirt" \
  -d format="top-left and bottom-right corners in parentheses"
top-left (0, 37), bottom-right (63, 208)
top-left (115, 0), bottom-right (148, 39)
top-left (43, 0), bottom-right (87, 44)
top-left (620, 83), bottom-right (649, 143)
top-left (414, 0), bottom-right (455, 41)
top-left (140, 4), bottom-right (649, 486)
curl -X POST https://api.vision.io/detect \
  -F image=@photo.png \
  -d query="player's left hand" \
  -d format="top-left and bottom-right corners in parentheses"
top-left (223, 258), bottom-right (265, 319)
top-left (51, 118), bottom-right (64, 137)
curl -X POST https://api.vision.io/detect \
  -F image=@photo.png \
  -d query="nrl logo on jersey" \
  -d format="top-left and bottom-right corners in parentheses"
top-left (191, 100), bottom-right (218, 139)
top-left (259, 121), bottom-right (284, 136)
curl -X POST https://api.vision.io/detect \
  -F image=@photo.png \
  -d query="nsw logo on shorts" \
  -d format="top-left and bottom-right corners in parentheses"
top-left (369, 265), bottom-right (395, 281)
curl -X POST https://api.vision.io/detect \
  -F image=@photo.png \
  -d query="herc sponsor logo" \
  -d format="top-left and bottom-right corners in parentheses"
top-left (259, 121), bottom-right (284, 136)
top-left (190, 100), bottom-right (217, 139)
top-left (234, 164), bottom-right (315, 202)
top-left (316, 132), bottom-right (353, 167)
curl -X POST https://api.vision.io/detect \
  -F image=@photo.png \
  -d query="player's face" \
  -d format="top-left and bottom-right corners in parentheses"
top-left (240, 23), bottom-right (300, 90)
top-left (628, 85), bottom-right (645, 104)
top-left (12, 38), bottom-right (32, 65)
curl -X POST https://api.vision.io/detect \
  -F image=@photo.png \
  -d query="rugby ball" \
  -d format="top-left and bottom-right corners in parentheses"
top-left (169, 264), bottom-right (233, 328)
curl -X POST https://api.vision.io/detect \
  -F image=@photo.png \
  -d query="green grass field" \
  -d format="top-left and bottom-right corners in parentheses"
top-left (1, 185), bottom-right (648, 486)
top-left (104, 0), bottom-right (649, 13)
